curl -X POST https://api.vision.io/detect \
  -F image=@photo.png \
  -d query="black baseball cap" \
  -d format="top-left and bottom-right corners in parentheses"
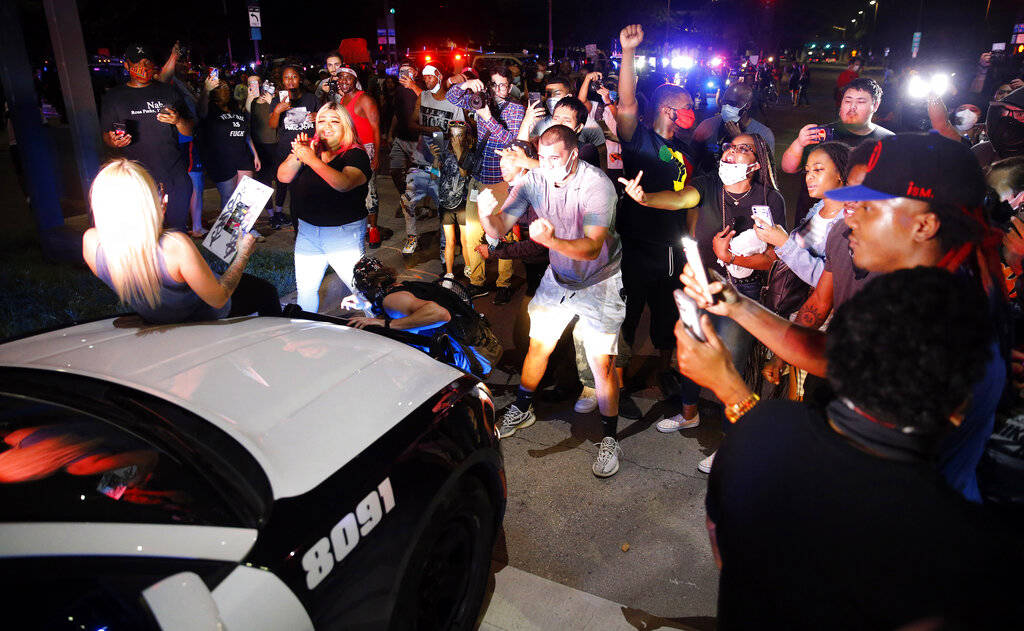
top-left (826, 133), bottom-right (986, 207)
top-left (125, 44), bottom-right (154, 64)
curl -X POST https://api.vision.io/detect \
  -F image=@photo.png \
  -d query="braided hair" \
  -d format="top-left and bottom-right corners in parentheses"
top-left (746, 132), bottom-right (779, 194)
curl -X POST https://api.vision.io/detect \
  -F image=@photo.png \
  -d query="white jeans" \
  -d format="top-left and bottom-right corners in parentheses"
top-left (294, 217), bottom-right (367, 312)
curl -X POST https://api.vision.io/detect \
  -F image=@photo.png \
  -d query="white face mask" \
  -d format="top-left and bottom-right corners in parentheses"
top-left (721, 104), bottom-right (742, 123)
top-left (719, 160), bottom-right (752, 186)
top-left (536, 71), bottom-right (545, 81)
top-left (429, 82), bottom-right (442, 94)
top-left (541, 150), bottom-right (577, 183)
top-left (953, 109), bottom-right (979, 133)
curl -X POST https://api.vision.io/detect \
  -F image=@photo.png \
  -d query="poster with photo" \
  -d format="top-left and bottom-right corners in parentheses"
top-left (202, 176), bottom-right (273, 263)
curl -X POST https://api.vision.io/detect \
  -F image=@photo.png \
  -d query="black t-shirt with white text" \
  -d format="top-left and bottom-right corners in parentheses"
top-left (100, 82), bottom-right (190, 176)
top-left (200, 109), bottom-right (253, 183)
top-left (290, 148), bottom-right (372, 227)
top-left (271, 92), bottom-right (319, 155)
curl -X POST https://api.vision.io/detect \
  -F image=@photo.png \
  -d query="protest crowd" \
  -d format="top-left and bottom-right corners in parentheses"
top-left (68, 20), bottom-right (1024, 627)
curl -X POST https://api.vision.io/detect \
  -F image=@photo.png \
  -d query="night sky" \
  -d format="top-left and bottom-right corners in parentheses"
top-left (15, 0), bottom-right (1024, 66)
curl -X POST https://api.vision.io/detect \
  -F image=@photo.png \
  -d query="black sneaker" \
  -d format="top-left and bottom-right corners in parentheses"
top-left (467, 284), bottom-right (489, 299)
top-left (618, 392), bottom-right (642, 420)
top-left (494, 286), bottom-right (513, 305)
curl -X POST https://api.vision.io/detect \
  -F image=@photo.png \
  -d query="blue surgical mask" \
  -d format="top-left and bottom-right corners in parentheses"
top-left (721, 104), bottom-right (742, 123)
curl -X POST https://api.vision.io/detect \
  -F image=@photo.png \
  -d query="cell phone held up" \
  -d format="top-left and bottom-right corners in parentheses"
top-left (674, 289), bottom-right (707, 343)
top-left (111, 121), bottom-right (127, 138)
top-left (209, 67), bottom-right (219, 82)
top-left (681, 235), bottom-right (714, 305)
top-left (751, 204), bottom-right (773, 228)
top-left (809, 125), bottom-right (833, 143)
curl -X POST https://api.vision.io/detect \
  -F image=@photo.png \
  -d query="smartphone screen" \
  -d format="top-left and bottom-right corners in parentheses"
top-left (279, 90), bottom-right (290, 103)
top-left (674, 289), bottom-right (707, 342)
top-left (209, 68), bottom-right (219, 81)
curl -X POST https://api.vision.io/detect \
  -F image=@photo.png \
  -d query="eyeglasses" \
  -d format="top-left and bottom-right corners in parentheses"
top-left (492, 82), bottom-right (510, 90)
top-left (722, 142), bottom-right (755, 155)
top-left (992, 104), bottom-right (1024, 123)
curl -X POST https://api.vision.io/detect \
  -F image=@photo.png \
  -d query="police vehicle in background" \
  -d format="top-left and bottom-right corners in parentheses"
top-left (0, 315), bottom-right (505, 630)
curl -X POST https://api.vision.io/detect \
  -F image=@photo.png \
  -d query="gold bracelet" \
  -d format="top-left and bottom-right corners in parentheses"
top-left (724, 392), bottom-right (759, 424)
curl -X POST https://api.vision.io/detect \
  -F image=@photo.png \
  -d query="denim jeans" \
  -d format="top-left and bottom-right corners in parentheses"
top-left (188, 171), bottom-right (204, 232)
top-left (673, 313), bottom-right (754, 407)
top-left (215, 178), bottom-right (237, 211)
top-left (294, 218), bottom-right (367, 312)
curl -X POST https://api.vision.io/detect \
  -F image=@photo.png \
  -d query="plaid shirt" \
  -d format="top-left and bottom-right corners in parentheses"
top-left (446, 85), bottom-right (525, 185)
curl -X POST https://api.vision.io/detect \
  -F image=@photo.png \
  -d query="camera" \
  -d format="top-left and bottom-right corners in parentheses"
top-left (467, 88), bottom-right (491, 111)
top-left (327, 78), bottom-right (339, 95)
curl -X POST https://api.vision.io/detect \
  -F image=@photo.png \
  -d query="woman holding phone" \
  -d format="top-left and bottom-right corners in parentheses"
top-left (753, 142), bottom-right (850, 287)
top-left (277, 102), bottom-right (371, 312)
top-left (82, 159), bottom-right (281, 324)
top-left (654, 133), bottom-right (783, 458)
top-left (269, 64), bottom-right (318, 226)
top-left (754, 142), bottom-right (850, 398)
top-left (691, 133), bottom-right (785, 300)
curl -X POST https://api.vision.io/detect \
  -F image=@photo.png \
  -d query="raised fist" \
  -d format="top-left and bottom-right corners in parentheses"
top-left (620, 25), bottom-right (644, 51)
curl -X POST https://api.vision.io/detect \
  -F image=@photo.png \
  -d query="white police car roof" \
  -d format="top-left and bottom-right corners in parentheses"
top-left (0, 317), bottom-right (464, 499)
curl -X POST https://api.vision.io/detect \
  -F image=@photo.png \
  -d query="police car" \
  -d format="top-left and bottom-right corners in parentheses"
top-left (0, 315), bottom-right (504, 630)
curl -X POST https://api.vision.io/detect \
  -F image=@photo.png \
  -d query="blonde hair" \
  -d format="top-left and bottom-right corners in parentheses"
top-left (89, 159), bottom-right (166, 309)
top-left (315, 101), bottom-right (358, 149)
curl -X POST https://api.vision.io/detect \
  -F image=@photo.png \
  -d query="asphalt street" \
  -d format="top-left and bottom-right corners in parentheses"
top-left (290, 65), bottom-right (860, 629)
top-left (42, 64), bottom-right (861, 629)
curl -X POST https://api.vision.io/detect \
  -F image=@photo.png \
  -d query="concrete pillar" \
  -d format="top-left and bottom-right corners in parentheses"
top-left (43, 0), bottom-right (101, 201)
top-left (0, 0), bottom-right (64, 234)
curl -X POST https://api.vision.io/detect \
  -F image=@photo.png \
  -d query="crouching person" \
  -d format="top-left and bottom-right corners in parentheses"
top-left (348, 257), bottom-right (502, 378)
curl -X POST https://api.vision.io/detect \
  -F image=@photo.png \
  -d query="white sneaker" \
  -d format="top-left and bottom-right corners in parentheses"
top-left (697, 451), bottom-right (716, 474)
top-left (593, 437), bottom-right (623, 478)
top-left (401, 235), bottom-right (418, 255)
top-left (440, 273), bottom-right (456, 289)
top-left (463, 265), bottom-right (471, 278)
top-left (497, 404), bottom-right (536, 439)
top-left (656, 411), bottom-right (701, 433)
top-left (574, 386), bottom-right (598, 413)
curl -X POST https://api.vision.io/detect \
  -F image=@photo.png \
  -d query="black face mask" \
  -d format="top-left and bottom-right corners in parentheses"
top-left (987, 104), bottom-right (1024, 158)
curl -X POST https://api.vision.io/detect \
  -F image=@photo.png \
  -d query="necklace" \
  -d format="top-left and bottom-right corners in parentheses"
top-left (724, 187), bottom-right (752, 206)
